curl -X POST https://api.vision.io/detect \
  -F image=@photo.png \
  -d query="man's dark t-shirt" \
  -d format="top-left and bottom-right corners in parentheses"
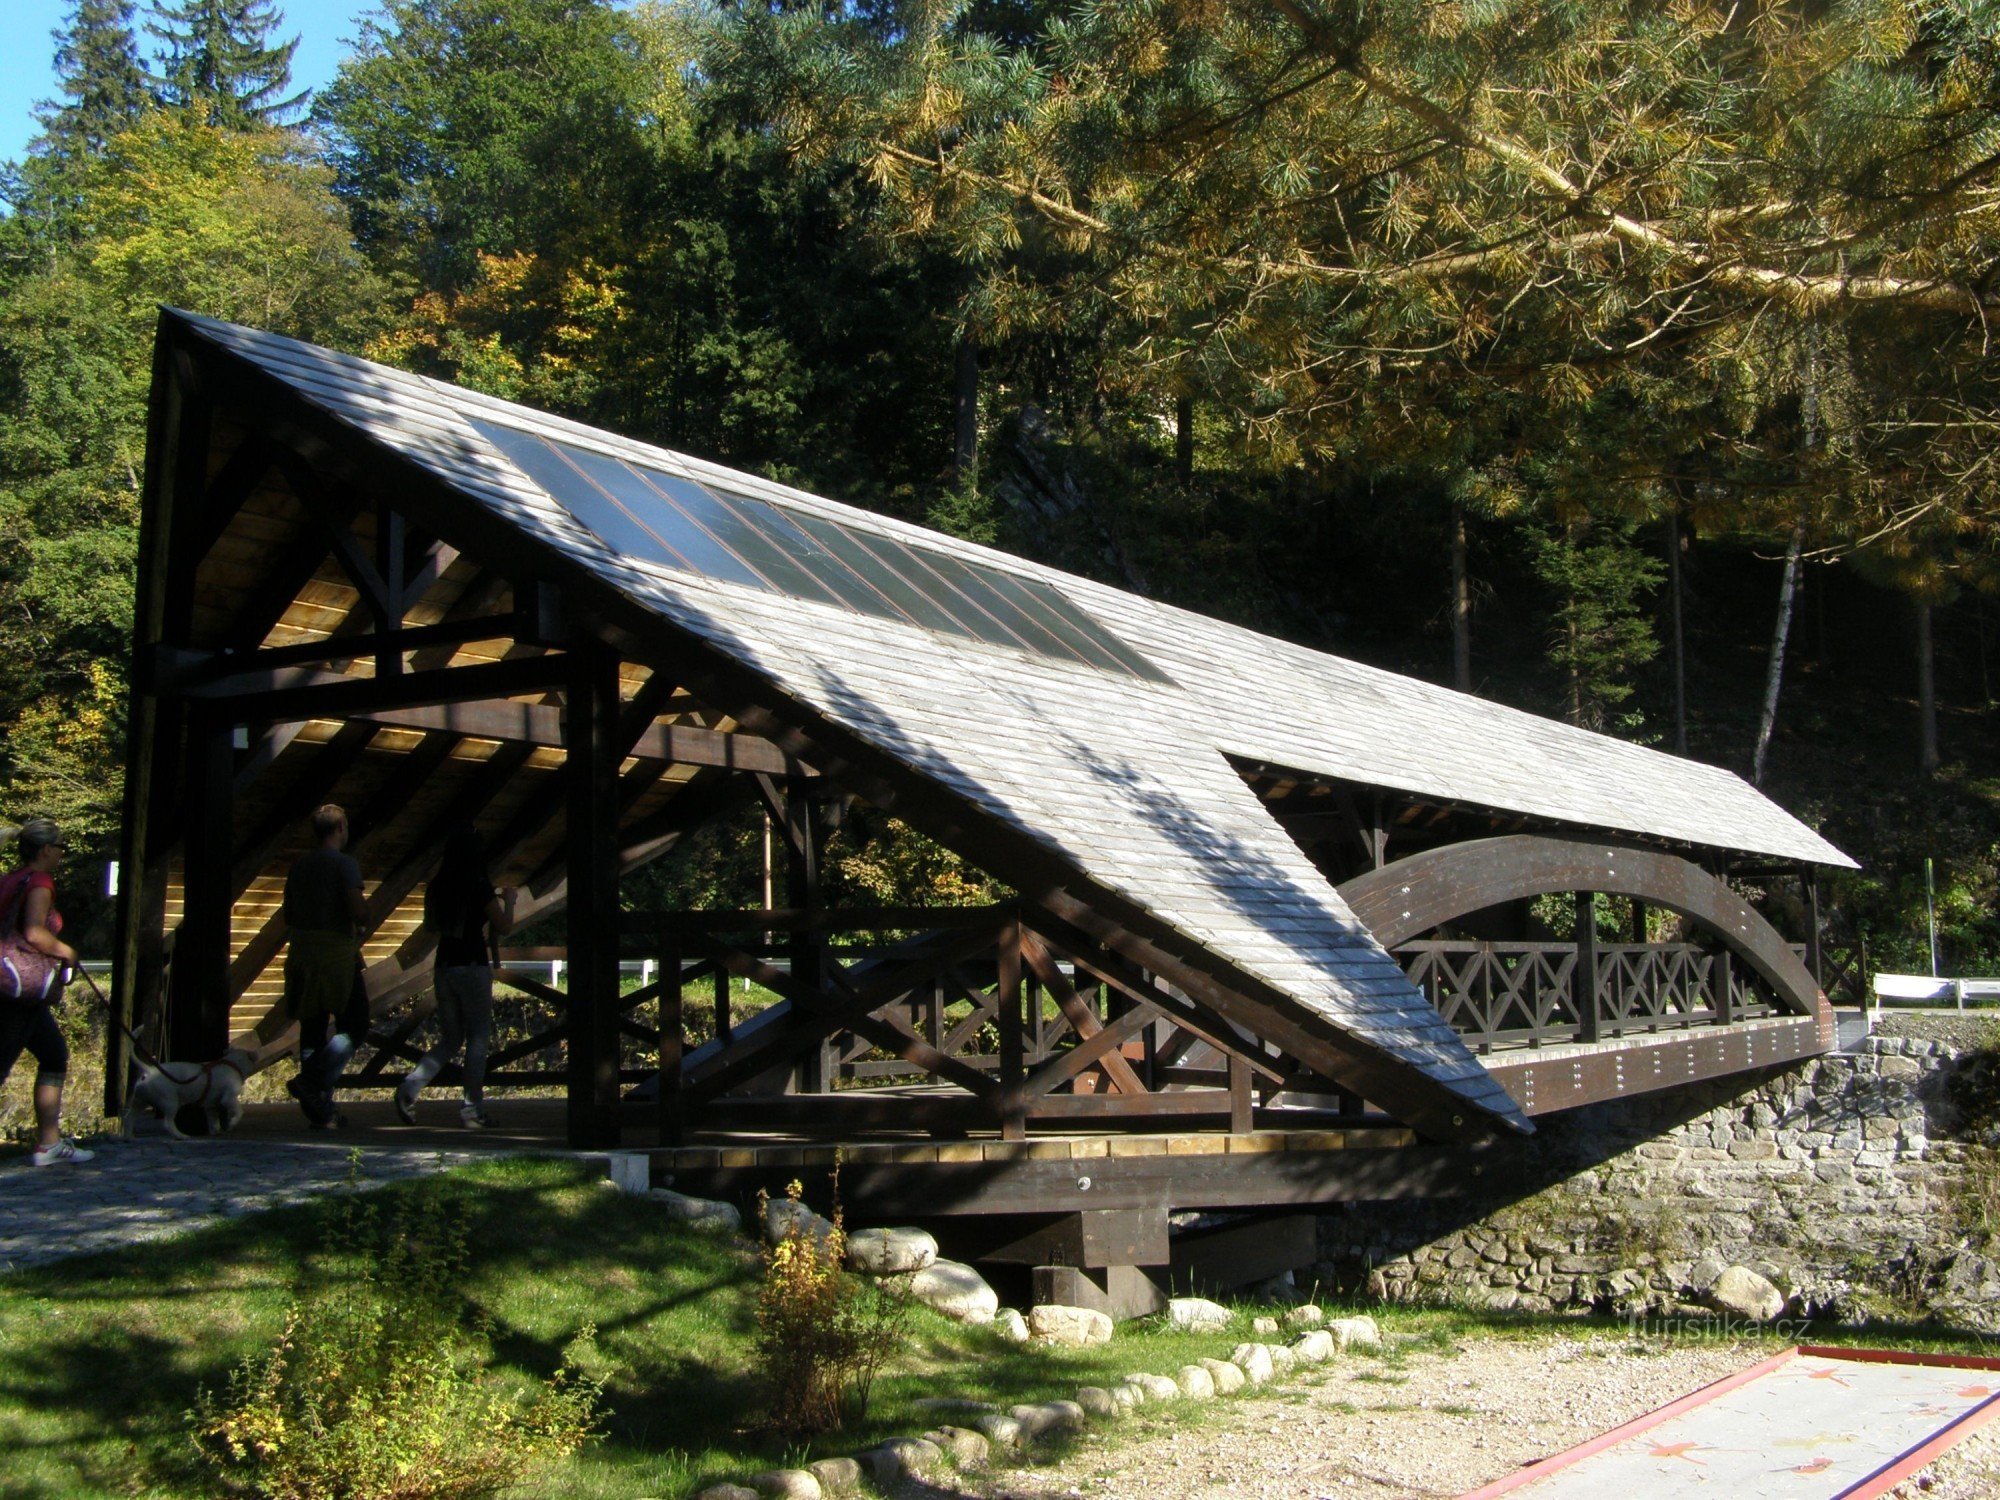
top-left (284, 848), bottom-right (361, 934)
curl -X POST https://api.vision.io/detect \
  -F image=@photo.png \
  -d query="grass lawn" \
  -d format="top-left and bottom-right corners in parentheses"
top-left (4, 1154), bottom-right (1996, 1499)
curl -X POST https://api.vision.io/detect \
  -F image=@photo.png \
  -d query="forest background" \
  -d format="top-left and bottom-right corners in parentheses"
top-left (4, 0), bottom-right (2000, 980)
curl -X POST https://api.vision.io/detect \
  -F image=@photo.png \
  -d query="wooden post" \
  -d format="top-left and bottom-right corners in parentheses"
top-left (714, 961), bottom-right (732, 1044)
top-left (1575, 890), bottom-right (1600, 1043)
top-left (1803, 869), bottom-right (1824, 991)
top-left (171, 708), bottom-right (236, 1063)
top-left (998, 913), bottom-right (1025, 1140)
top-left (564, 646), bottom-right (622, 1149)
top-left (659, 935), bottom-right (683, 1146)
top-left (1714, 947), bottom-right (1735, 1025)
top-left (1228, 1051), bottom-right (1253, 1135)
top-left (781, 778), bottom-right (828, 1092)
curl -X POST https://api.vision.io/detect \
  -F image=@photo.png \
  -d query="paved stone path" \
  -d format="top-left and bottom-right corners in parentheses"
top-left (0, 1135), bottom-right (488, 1272)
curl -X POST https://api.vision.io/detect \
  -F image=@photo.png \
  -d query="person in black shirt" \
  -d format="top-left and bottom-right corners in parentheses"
top-left (282, 804), bottom-right (365, 1128)
top-left (396, 825), bottom-right (513, 1128)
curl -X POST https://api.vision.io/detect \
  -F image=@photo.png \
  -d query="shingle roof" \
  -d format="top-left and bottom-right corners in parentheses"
top-left (173, 312), bottom-right (1855, 1137)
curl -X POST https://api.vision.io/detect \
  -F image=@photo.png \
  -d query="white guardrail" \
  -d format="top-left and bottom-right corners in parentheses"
top-left (1873, 972), bottom-right (2000, 1011)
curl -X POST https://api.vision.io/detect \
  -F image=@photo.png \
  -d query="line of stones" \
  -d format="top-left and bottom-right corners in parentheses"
top-left (689, 1317), bottom-right (1381, 1500)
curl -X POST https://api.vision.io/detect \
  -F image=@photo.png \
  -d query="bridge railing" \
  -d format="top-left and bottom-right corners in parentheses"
top-left (1396, 939), bottom-right (1779, 1053)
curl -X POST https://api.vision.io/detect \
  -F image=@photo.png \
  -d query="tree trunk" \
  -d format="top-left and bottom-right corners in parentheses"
top-left (952, 336), bottom-right (979, 485)
top-left (1751, 515), bottom-right (1805, 787)
top-left (1666, 508), bottom-right (1687, 755)
top-left (1174, 394), bottom-right (1194, 486)
top-left (1451, 502), bottom-right (1472, 693)
top-left (1917, 598), bottom-right (1940, 774)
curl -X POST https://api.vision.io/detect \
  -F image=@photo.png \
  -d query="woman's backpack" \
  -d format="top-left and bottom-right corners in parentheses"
top-left (0, 870), bottom-right (67, 1006)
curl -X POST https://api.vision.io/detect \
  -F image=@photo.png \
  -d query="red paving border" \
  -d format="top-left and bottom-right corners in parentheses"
top-left (1457, 1345), bottom-right (2000, 1500)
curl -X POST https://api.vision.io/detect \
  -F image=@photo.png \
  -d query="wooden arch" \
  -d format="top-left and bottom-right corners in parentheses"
top-left (1335, 834), bottom-right (1829, 1025)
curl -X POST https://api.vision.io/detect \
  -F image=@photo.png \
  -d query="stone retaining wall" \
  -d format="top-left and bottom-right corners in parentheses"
top-left (1314, 1015), bottom-right (2000, 1326)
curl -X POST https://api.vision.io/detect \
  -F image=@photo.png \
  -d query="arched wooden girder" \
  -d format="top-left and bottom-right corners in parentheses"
top-left (1335, 834), bottom-right (1829, 1025)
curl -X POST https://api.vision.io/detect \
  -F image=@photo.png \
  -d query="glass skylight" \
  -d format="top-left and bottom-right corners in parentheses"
top-left (476, 420), bottom-right (1166, 681)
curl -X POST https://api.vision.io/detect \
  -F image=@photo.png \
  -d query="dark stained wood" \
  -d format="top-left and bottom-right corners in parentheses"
top-left (170, 709), bottom-right (235, 1060)
top-left (172, 652), bottom-right (572, 721)
top-left (1487, 1015), bottom-right (1822, 1116)
top-left (982, 1209), bottom-right (1170, 1268)
top-left (565, 645), bottom-right (624, 1148)
top-left (1576, 891), bottom-right (1600, 1045)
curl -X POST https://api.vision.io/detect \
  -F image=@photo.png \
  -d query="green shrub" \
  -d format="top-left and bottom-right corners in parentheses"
top-left (753, 1177), bottom-right (912, 1437)
top-left (190, 1159), bottom-right (601, 1499)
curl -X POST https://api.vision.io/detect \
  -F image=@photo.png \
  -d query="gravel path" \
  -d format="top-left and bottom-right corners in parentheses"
top-left (904, 1331), bottom-right (2000, 1500)
top-left (0, 1135), bottom-right (484, 1271)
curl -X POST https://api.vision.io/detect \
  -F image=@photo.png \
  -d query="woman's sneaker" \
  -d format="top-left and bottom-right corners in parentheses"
top-left (30, 1137), bottom-right (94, 1167)
top-left (459, 1105), bottom-right (492, 1130)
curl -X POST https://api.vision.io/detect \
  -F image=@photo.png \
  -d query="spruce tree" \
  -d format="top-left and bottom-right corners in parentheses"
top-left (34, 0), bottom-right (151, 166)
top-left (146, 0), bottom-right (305, 128)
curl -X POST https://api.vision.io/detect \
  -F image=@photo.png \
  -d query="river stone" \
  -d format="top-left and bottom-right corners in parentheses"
top-left (1230, 1342), bottom-right (1275, 1384)
top-left (650, 1188), bottom-right (743, 1235)
top-left (1109, 1382), bottom-right (1141, 1411)
top-left (910, 1259), bottom-right (999, 1323)
top-left (970, 1411), bottom-right (1023, 1450)
top-left (994, 1307), bottom-right (1030, 1342)
top-left (1281, 1303), bottom-right (1325, 1330)
top-left (1029, 1303), bottom-right (1114, 1346)
top-left (693, 1487), bottom-right (757, 1500)
top-left (748, 1471), bottom-right (821, 1500)
top-left (761, 1197), bottom-right (837, 1251)
top-left (1166, 1296), bottom-right (1233, 1332)
top-left (1200, 1356), bottom-right (1247, 1394)
top-left (1075, 1385), bottom-right (1121, 1418)
top-left (1251, 1315), bottom-right (1281, 1334)
top-left (1268, 1341), bottom-right (1297, 1373)
top-left (845, 1225), bottom-right (937, 1276)
top-left (925, 1426), bottom-right (989, 1466)
top-left (1290, 1329), bottom-right (1335, 1364)
top-left (1329, 1314), bottom-right (1382, 1351)
top-left (872, 1437), bottom-right (942, 1477)
top-left (1705, 1264), bottom-right (1787, 1322)
top-left (1125, 1372), bottom-right (1181, 1402)
top-left (807, 1457), bottom-right (860, 1495)
top-left (1176, 1363), bottom-right (1217, 1399)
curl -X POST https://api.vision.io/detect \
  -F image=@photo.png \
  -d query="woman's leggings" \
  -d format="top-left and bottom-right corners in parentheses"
top-left (404, 965), bottom-right (494, 1105)
top-left (0, 1005), bottom-right (68, 1089)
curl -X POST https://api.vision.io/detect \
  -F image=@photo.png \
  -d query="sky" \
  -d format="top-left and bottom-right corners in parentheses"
top-left (0, 0), bottom-right (376, 166)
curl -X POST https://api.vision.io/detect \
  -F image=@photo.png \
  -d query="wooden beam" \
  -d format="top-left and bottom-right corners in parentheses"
top-left (565, 646), bottom-right (623, 1148)
top-left (173, 652), bottom-right (572, 722)
top-left (1019, 930), bottom-right (1147, 1096)
top-left (171, 710), bottom-right (235, 1060)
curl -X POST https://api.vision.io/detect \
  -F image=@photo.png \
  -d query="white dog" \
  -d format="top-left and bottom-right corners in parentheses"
top-left (124, 1048), bottom-right (255, 1138)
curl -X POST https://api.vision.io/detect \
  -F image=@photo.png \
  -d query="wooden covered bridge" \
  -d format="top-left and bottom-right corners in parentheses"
top-left (113, 311), bottom-right (1851, 1298)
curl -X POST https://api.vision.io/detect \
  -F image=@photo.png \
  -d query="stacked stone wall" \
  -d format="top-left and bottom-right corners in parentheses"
top-left (1314, 1017), bottom-right (2000, 1326)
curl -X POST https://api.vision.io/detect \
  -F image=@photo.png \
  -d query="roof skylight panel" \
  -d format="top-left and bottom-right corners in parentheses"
top-left (475, 417), bottom-right (1164, 680)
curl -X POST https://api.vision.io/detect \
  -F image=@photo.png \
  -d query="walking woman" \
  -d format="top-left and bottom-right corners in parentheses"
top-left (397, 825), bottom-right (513, 1128)
top-left (0, 819), bottom-right (93, 1166)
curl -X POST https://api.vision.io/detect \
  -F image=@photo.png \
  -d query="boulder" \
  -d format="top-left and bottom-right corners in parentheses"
top-left (694, 1487), bottom-right (757, 1500)
top-left (1290, 1329), bottom-right (1335, 1364)
top-left (1075, 1386), bottom-right (1122, 1418)
top-left (1176, 1363), bottom-right (1217, 1399)
top-left (1268, 1341), bottom-right (1297, 1374)
top-left (1328, 1314), bottom-right (1382, 1351)
top-left (1166, 1296), bottom-right (1233, 1332)
top-left (1704, 1265), bottom-right (1787, 1322)
top-left (1199, 1356), bottom-right (1247, 1394)
top-left (845, 1226), bottom-right (937, 1277)
top-left (925, 1427), bottom-right (989, 1467)
top-left (853, 1449), bottom-right (903, 1485)
top-left (1109, 1383), bottom-right (1140, 1412)
top-left (870, 1437), bottom-right (941, 1478)
top-left (1029, 1303), bottom-right (1114, 1346)
top-left (650, 1189), bottom-right (743, 1235)
top-left (1125, 1372), bottom-right (1181, 1402)
top-left (970, 1412), bottom-right (1023, 1450)
top-left (1230, 1342), bottom-right (1275, 1385)
top-left (994, 1308), bottom-right (1030, 1343)
top-left (1281, 1303), bottom-right (1325, 1331)
top-left (761, 1198), bottom-right (837, 1251)
top-left (1008, 1401), bottom-right (1082, 1437)
top-left (909, 1259), bottom-right (999, 1323)
top-left (806, 1457), bottom-right (860, 1496)
top-left (747, 1472), bottom-right (821, 1500)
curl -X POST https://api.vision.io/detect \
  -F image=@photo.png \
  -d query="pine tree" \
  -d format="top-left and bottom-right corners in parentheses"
top-left (33, 0), bottom-right (151, 167)
top-left (146, 0), bottom-right (305, 128)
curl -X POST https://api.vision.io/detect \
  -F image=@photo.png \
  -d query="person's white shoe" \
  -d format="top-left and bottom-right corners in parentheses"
top-left (29, 1137), bottom-right (94, 1167)
top-left (394, 1085), bottom-right (418, 1126)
